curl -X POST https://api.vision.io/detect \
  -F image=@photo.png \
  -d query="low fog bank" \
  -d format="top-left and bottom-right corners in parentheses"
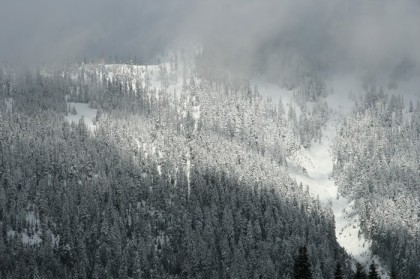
top-left (185, 0), bottom-right (420, 88)
top-left (1, 0), bottom-right (420, 91)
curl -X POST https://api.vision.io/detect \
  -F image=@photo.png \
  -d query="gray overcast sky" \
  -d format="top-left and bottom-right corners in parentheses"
top-left (1, 0), bottom-right (420, 76)
top-left (0, 0), bottom-right (191, 63)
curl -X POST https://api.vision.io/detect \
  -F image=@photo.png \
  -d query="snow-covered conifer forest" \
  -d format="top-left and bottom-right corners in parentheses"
top-left (0, 1), bottom-right (419, 278)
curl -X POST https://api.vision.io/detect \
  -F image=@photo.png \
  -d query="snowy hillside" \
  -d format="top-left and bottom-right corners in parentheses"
top-left (255, 75), bottom-right (420, 278)
top-left (1, 55), bottom-right (419, 278)
top-left (0, 58), bottom-right (356, 278)
top-left (64, 60), bottom-right (419, 278)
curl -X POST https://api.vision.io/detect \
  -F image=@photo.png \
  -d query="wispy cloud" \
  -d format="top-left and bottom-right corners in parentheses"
top-left (1, 0), bottom-right (419, 77)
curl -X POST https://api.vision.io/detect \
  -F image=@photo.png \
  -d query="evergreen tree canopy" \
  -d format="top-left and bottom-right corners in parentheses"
top-left (368, 263), bottom-right (380, 279)
top-left (355, 263), bottom-right (367, 279)
top-left (293, 246), bottom-right (312, 279)
top-left (335, 262), bottom-right (344, 279)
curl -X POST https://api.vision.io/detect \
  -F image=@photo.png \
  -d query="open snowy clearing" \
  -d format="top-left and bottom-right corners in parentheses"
top-left (66, 102), bottom-right (97, 130)
top-left (4, 97), bottom-right (13, 112)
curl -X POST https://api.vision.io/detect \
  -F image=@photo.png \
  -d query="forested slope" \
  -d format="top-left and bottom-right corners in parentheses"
top-left (332, 86), bottom-right (420, 278)
top-left (0, 57), bottom-right (351, 278)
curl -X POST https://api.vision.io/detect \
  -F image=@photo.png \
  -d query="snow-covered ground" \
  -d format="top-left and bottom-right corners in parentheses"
top-left (66, 102), bottom-right (97, 130)
top-left (7, 206), bottom-right (59, 247)
top-left (4, 97), bottom-right (13, 112)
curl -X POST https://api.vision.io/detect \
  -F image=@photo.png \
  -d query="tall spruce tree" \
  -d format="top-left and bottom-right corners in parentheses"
top-left (390, 269), bottom-right (397, 279)
top-left (368, 263), bottom-right (380, 279)
top-left (355, 263), bottom-right (367, 279)
top-left (335, 262), bottom-right (344, 279)
top-left (293, 246), bottom-right (312, 279)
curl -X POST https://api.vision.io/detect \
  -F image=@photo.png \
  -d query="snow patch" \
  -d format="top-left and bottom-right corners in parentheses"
top-left (287, 120), bottom-right (390, 278)
top-left (66, 102), bottom-right (97, 130)
top-left (186, 151), bottom-right (191, 197)
top-left (22, 231), bottom-right (42, 245)
top-left (4, 97), bottom-right (13, 112)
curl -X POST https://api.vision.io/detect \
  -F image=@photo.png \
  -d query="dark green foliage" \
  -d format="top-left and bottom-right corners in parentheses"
top-left (368, 263), bottom-right (379, 279)
top-left (293, 246), bottom-right (312, 279)
top-left (355, 263), bottom-right (367, 279)
top-left (335, 262), bottom-right (344, 279)
top-left (390, 269), bottom-right (397, 279)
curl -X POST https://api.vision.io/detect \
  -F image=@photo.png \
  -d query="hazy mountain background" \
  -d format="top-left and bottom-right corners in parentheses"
top-left (1, 0), bottom-right (420, 78)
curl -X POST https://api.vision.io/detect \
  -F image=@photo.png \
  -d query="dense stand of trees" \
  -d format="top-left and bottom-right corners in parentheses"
top-left (333, 85), bottom-right (420, 278)
top-left (3, 50), bottom-right (418, 278)
top-left (0, 57), bottom-right (352, 279)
